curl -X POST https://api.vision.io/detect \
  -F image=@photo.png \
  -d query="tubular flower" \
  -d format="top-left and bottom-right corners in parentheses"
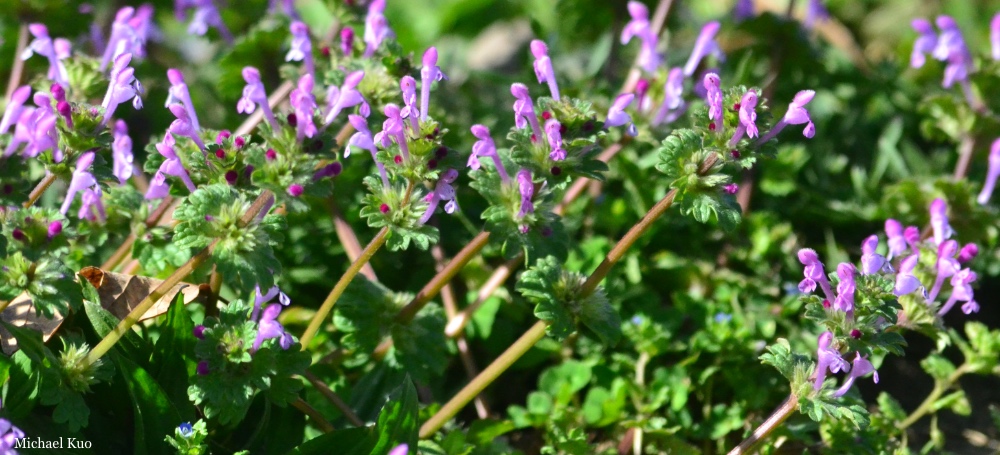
top-left (928, 240), bottom-right (960, 303)
top-left (903, 226), bottom-right (921, 253)
top-left (834, 263), bottom-right (856, 315)
top-left (324, 70), bottom-right (369, 125)
top-left (604, 93), bottom-right (637, 136)
top-left (345, 114), bottom-right (390, 188)
top-left (894, 254), bottom-right (922, 297)
top-left (237, 67), bottom-right (279, 130)
top-left (814, 331), bottom-right (849, 390)
top-left (419, 169), bottom-right (460, 224)
top-left (933, 16), bottom-right (971, 88)
top-left (166, 69), bottom-right (201, 132)
top-left (511, 83), bottom-right (543, 141)
top-left (860, 235), bottom-right (889, 275)
top-left (400, 76), bottom-right (420, 132)
top-left (99, 53), bottom-right (143, 129)
top-left (60, 152), bottom-right (98, 215)
top-left (833, 353), bottom-right (879, 397)
top-left (363, 0), bottom-right (391, 57)
top-left (704, 72), bottom-right (723, 126)
top-left (373, 104), bottom-right (410, 158)
top-left (145, 133), bottom-right (197, 199)
top-left (469, 125), bottom-right (509, 183)
top-left (758, 90), bottom-right (816, 143)
top-left (653, 68), bottom-right (686, 125)
top-left (929, 198), bottom-right (953, 246)
top-left (252, 304), bottom-right (294, 352)
top-left (13, 93), bottom-right (60, 161)
top-left (992, 13), bottom-right (1000, 60)
top-left (21, 24), bottom-right (69, 87)
top-left (798, 248), bottom-right (834, 301)
top-left (340, 27), bottom-right (354, 56)
top-left (252, 285), bottom-right (290, 321)
top-left (112, 120), bottom-right (134, 185)
top-left (910, 18), bottom-right (937, 69)
top-left (977, 138), bottom-right (1000, 205)
top-left (683, 22), bottom-right (723, 77)
top-left (420, 47), bottom-right (447, 119)
top-left (621, 1), bottom-right (661, 73)
top-left (0, 86), bottom-right (31, 134)
top-left (516, 168), bottom-right (535, 221)
top-left (79, 187), bottom-right (107, 222)
top-left (181, 0), bottom-right (234, 43)
top-left (728, 90), bottom-right (758, 147)
top-left (167, 103), bottom-right (207, 152)
top-left (938, 268), bottom-right (978, 316)
top-left (530, 40), bottom-right (560, 100)
top-left (389, 445), bottom-right (409, 455)
top-left (884, 219), bottom-right (906, 260)
top-left (100, 7), bottom-right (140, 71)
top-left (958, 243), bottom-right (979, 263)
top-left (545, 119), bottom-right (567, 161)
top-left (290, 73), bottom-right (318, 141)
top-left (286, 21), bottom-right (314, 77)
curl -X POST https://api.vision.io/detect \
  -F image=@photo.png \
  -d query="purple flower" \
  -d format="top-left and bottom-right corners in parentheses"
top-left (978, 138), bottom-right (1000, 205)
top-left (938, 268), bottom-right (977, 316)
top-left (419, 169), bottom-right (460, 224)
top-left (894, 254), bottom-right (922, 296)
top-left (884, 219), bottom-right (906, 260)
top-left (287, 184), bottom-right (304, 197)
top-left (345, 114), bottom-right (390, 187)
top-left (604, 93), bottom-right (636, 136)
top-left (324, 70), bottom-right (369, 125)
top-left (269, 0), bottom-right (298, 18)
top-left (167, 103), bottom-right (207, 152)
top-left (47, 220), bottom-right (62, 238)
top-left (683, 22), bottom-right (723, 77)
top-left (0, 414), bottom-right (26, 452)
top-left (166, 69), bottom-right (201, 133)
top-left (112, 120), bottom-right (134, 185)
top-left (911, 19), bottom-right (937, 69)
top-left (21, 24), bottom-right (69, 87)
top-left (833, 353), bottom-right (878, 397)
top-left (5, 95), bottom-right (56, 160)
top-left (992, 13), bottom-right (1000, 61)
top-left (400, 75), bottom-right (420, 132)
top-left (621, 1), bottom-right (661, 73)
top-left (860, 235), bottom-right (888, 275)
top-left (196, 360), bottom-right (210, 375)
top-left (340, 27), bottom-right (354, 56)
top-left (929, 198), bottom-right (953, 246)
top-left (545, 119), bottom-right (567, 161)
top-left (145, 133), bottom-right (197, 199)
top-left (181, 0), bottom-right (234, 44)
top-left (373, 104), bottom-right (410, 158)
top-left (834, 263), bottom-right (856, 315)
top-left (928, 240), bottom-right (960, 302)
top-left (469, 124), bottom-right (508, 182)
top-left (728, 90), bottom-right (759, 147)
top-left (286, 21), bottom-right (314, 77)
top-left (363, 0), bottom-right (392, 57)
top-left (804, 0), bottom-right (830, 30)
top-left (958, 243), bottom-right (978, 263)
top-left (759, 90), bottom-right (816, 143)
top-left (530, 40), bottom-right (560, 101)
top-left (516, 169), bottom-right (534, 220)
top-left (60, 151), bottom-right (98, 215)
top-left (193, 325), bottom-right (206, 339)
top-left (733, 0), bottom-right (754, 21)
top-left (79, 187), bottom-right (107, 222)
top-left (511, 83), bottom-right (543, 141)
top-left (933, 16), bottom-right (972, 89)
top-left (389, 444), bottom-right (409, 455)
top-left (99, 53), bottom-right (143, 129)
top-left (704, 72), bottom-right (723, 126)
top-left (814, 331), bottom-right (849, 390)
top-left (420, 47), bottom-right (447, 120)
top-left (252, 284), bottom-right (290, 321)
top-left (290, 73), bottom-right (318, 141)
top-left (101, 7), bottom-right (142, 71)
top-left (903, 225), bottom-right (921, 253)
top-left (253, 304), bottom-right (294, 352)
top-left (56, 101), bottom-right (73, 129)
top-left (798, 248), bottom-right (834, 301)
top-left (653, 68), bottom-right (686, 125)
top-left (724, 183), bottom-right (739, 194)
top-left (238, 67), bottom-right (279, 130)
top-left (0, 86), bottom-right (31, 134)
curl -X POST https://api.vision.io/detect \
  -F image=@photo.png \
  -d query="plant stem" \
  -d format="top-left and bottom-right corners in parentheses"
top-left (101, 196), bottom-right (175, 271)
top-left (620, 0), bottom-right (674, 94)
top-left (3, 25), bottom-right (28, 107)
top-left (302, 370), bottom-right (365, 427)
top-left (953, 134), bottom-right (976, 181)
top-left (727, 394), bottom-right (799, 455)
top-left (84, 191), bottom-right (275, 367)
top-left (23, 174), bottom-right (57, 209)
top-left (300, 227), bottom-right (389, 349)
top-left (444, 254), bottom-right (520, 338)
top-left (291, 396), bottom-right (335, 433)
top-left (395, 231), bottom-right (490, 324)
top-left (419, 320), bottom-right (548, 438)
top-left (897, 364), bottom-right (970, 430)
top-left (330, 200), bottom-right (378, 282)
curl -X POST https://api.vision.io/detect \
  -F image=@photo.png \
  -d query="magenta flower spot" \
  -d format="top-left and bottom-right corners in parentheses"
top-left (804, 0), bottom-right (830, 30)
top-left (992, 13), bottom-right (1000, 60)
top-left (822, 299), bottom-right (831, 309)
top-left (216, 130), bottom-right (231, 144)
top-left (325, 70), bottom-right (370, 125)
top-left (287, 184), bottom-right (304, 197)
top-left (238, 66), bottom-right (279, 130)
top-left (204, 215), bottom-right (214, 222)
top-left (394, 155), bottom-right (402, 164)
top-left (530, 40), bottom-right (560, 100)
top-left (50, 84), bottom-right (65, 103)
top-left (420, 47), bottom-right (448, 119)
top-left (286, 21), bottom-right (314, 77)
top-left (265, 149), bottom-right (277, 161)
top-left (47, 220), bottom-right (62, 239)
top-left (193, 325), bottom-right (206, 339)
top-left (363, 0), bottom-right (392, 57)
top-left (196, 361), bottom-right (210, 375)
top-left (730, 150), bottom-right (740, 159)
top-left (708, 122), bottom-right (716, 131)
top-left (978, 138), bottom-right (1000, 205)
top-left (427, 159), bottom-right (438, 169)
top-left (287, 113), bottom-right (299, 128)
top-left (435, 146), bottom-right (448, 159)
top-left (724, 183), bottom-right (738, 194)
top-left (541, 111), bottom-right (552, 120)
top-left (704, 73), bottom-right (723, 126)
top-left (215, 149), bottom-right (226, 159)
top-left (380, 203), bottom-right (390, 214)
top-left (833, 353), bottom-right (878, 397)
top-left (56, 101), bottom-right (73, 129)
top-left (814, 331), bottom-right (849, 390)
top-left (621, 2), bottom-right (661, 72)
top-left (12, 229), bottom-right (25, 242)
top-left (340, 27), bottom-right (354, 55)
top-left (684, 22), bottom-right (723, 77)
top-left (850, 329), bottom-right (862, 339)
top-left (958, 243), bottom-right (978, 263)
top-left (224, 170), bottom-right (238, 185)
top-left (551, 166), bottom-right (562, 176)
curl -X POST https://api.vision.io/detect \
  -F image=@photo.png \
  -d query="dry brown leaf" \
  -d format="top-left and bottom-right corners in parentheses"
top-left (0, 266), bottom-right (206, 354)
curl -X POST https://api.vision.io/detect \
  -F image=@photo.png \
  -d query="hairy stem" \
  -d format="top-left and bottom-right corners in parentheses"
top-left (395, 231), bottom-right (490, 324)
top-left (300, 227), bottom-right (389, 349)
top-left (330, 200), bottom-right (378, 282)
top-left (897, 364), bottom-right (970, 430)
top-left (302, 370), bottom-right (365, 427)
top-left (953, 134), bottom-right (976, 181)
top-left (727, 394), bottom-right (799, 455)
top-left (291, 396), bottom-right (335, 433)
top-left (419, 320), bottom-right (548, 438)
top-left (3, 25), bottom-right (28, 107)
top-left (23, 174), bottom-right (57, 209)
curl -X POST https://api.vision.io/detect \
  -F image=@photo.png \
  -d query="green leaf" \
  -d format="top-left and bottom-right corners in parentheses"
top-left (371, 377), bottom-right (419, 455)
top-left (150, 294), bottom-right (197, 419)
top-left (920, 354), bottom-right (956, 381)
top-left (577, 288), bottom-right (620, 346)
top-left (287, 427), bottom-right (377, 455)
top-left (111, 352), bottom-right (183, 455)
top-left (389, 304), bottom-right (450, 383)
top-left (82, 289), bottom-right (150, 366)
top-left (517, 256), bottom-right (574, 340)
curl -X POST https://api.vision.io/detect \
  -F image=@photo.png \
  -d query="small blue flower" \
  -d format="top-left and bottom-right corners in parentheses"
top-left (713, 312), bottom-right (732, 324)
top-left (178, 422), bottom-right (194, 438)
